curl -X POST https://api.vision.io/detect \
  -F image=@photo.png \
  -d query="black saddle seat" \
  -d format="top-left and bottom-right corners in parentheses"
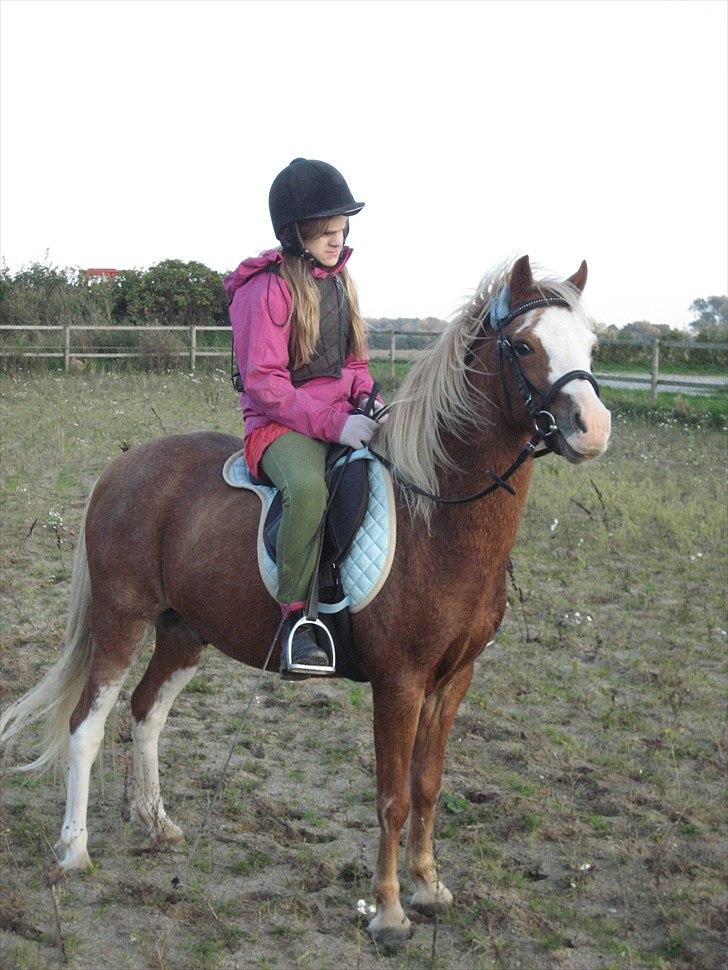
top-left (263, 454), bottom-right (369, 570)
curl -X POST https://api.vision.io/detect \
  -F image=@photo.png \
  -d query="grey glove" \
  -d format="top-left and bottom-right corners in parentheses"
top-left (339, 414), bottom-right (379, 449)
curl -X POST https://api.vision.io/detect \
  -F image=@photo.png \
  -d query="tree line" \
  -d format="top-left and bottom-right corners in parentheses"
top-left (1, 258), bottom-right (725, 344)
top-left (0, 259), bottom-right (229, 329)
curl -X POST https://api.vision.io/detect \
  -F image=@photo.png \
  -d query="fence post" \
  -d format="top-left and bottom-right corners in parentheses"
top-left (389, 331), bottom-right (396, 378)
top-left (190, 326), bottom-right (197, 372)
top-left (64, 326), bottom-right (70, 373)
top-left (650, 338), bottom-right (660, 402)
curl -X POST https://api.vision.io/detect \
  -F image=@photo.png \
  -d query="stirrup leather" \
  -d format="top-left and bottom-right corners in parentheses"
top-left (284, 616), bottom-right (336, 675)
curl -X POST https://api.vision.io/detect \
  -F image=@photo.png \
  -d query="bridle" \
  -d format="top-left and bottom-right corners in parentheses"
top-left (494, 296), bottom-right (600, 442)
top-left (371, 294), bottom-right (601, 506)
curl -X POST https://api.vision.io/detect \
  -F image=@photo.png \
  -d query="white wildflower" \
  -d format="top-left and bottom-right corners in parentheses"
top-left (550, 518), bottom-right (559, 532)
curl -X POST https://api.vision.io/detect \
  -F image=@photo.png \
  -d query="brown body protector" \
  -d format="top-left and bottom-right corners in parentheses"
top-left (230, 265), bottom-right (352, 392)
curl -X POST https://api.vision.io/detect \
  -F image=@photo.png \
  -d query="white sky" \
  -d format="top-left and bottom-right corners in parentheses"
top-left (1, 0), bottom-right (726, 328)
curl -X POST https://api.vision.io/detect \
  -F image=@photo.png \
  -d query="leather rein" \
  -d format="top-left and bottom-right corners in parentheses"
top-left (371, 296), bottom-right (601, 507)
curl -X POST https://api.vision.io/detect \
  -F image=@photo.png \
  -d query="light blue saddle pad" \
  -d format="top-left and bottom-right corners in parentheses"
top-left (223, 447), bottom-right (396, 614)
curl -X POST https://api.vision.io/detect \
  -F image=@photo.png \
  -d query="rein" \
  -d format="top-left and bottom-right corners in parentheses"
top-left (371, 296), bottom-right (600, 507)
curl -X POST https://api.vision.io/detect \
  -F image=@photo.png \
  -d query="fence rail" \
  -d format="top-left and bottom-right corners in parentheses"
top-left (368, 332), bottom-right (727, 398)
top-left (1, 325), bottom-right (726, 401)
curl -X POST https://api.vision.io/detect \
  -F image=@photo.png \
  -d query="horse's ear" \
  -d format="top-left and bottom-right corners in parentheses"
top-left (509, 255), bottom-right (533, 301)
top-left (567, 260), bottom-right (588, 293)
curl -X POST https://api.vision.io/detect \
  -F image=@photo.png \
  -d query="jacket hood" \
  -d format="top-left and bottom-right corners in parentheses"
top-left (224, 246), bottom-right (353, 305)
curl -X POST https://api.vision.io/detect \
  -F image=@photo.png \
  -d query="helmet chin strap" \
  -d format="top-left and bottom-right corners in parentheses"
top-left (279, 223), bottom-right (314, 263)
top-left (280, 221), bottom-right (349, 270)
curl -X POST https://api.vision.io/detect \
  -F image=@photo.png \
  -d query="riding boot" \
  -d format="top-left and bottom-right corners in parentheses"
top-left (280, 609), bottom-right (331, 680)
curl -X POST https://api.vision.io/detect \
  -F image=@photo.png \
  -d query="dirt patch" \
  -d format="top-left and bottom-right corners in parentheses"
top-left (1, 373), bottom-right (727, 968)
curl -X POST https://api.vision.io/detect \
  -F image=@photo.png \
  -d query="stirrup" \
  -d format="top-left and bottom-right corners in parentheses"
top-left (284, 616), bottom-right (336, 675)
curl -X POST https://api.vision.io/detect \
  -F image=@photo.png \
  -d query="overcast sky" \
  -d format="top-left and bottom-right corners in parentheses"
top-left (1, 0), bottom-right (726, 329)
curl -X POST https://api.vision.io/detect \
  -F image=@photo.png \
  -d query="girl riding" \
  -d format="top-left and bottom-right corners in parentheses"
top-left (224, 158), bottom-right (382, 677)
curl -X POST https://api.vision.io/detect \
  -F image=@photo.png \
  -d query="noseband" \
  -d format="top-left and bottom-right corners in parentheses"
top-left (371, 295), bottom-right (601, 507)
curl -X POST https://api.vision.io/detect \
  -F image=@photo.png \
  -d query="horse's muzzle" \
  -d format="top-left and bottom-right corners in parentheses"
top-left (552, 386), bottom-right (612, 463)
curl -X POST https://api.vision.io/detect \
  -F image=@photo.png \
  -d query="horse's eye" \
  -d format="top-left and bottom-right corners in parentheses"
top-left (514, 342), bottom-right (533, 357)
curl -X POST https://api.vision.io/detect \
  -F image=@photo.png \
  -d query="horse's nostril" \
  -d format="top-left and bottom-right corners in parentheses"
top-left (573, 410), bottom-right (587, 434)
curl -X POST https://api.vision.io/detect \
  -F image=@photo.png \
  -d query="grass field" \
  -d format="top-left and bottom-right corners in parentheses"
top-left (1, 370), bottom-right (727, 970)
top-left (592, 359), bottom-right (727, 378)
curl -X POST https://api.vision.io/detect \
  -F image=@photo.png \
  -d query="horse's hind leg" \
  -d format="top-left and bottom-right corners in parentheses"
top-left (406, 664), bottom-right (474, 915)
top-left (56, 612), bottom-right (150, 871)
top-left (130, 611), bottom-right (204, 845)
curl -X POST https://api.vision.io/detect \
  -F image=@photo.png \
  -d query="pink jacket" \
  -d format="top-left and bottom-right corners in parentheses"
top-left (224, 248), bottom-right (375, 443)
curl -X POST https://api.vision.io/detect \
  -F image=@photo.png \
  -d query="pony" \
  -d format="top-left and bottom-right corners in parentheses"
top-left (0, 254), bottom-right (611, 944)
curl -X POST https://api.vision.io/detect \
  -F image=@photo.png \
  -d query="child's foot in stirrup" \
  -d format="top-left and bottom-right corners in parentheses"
top-left (280, 609), bottom-right (331, 680)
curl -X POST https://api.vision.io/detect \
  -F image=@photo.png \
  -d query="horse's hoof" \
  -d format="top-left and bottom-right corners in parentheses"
top-left (57, 848), bottom-right (93, 872)
top-left (132, 804), bottom-right (184, 846)
top-left (367, 912), bottom-right (413, 947)
top-left (410, 883), bottom-right (454, 916)
top-left (152, 819), bottom-right (184, 846)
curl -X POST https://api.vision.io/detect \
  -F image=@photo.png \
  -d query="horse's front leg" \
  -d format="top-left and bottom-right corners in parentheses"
top-left (368, 679), bottom-right (424, 944)
top-left (406, 663), bottom-right (474, 915)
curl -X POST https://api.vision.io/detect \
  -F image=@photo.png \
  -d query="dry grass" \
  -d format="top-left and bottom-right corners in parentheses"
top-left (1, 370), bottom-right (726, 969)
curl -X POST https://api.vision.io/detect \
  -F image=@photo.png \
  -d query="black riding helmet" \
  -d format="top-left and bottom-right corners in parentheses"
top-left (269, 158), bottom-right (365, 254)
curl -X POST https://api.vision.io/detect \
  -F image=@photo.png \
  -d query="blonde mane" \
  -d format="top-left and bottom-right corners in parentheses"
top-left (374, 257), bottom-right (591, 525)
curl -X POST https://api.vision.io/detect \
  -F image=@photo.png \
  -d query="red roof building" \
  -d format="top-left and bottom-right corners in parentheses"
top-left (82, 268), bottom-right (120, 280)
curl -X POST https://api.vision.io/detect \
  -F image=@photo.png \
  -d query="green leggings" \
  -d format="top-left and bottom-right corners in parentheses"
top-left (260, 432), bottom-right (329, 605)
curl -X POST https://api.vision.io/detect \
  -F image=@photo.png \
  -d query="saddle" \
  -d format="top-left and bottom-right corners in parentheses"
top-left (224, 446), bottom-right (397, 682)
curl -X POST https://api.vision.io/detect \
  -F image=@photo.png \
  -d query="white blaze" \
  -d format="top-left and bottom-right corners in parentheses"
top-left (518, 307), bottom-right (611, 456)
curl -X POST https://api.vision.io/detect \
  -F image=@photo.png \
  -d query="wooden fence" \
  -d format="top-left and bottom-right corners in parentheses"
top-left (1, 325), bottom-right (726, 402)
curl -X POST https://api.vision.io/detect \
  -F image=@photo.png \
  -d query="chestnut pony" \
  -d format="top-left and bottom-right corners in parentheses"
top-left (1, 255), bottom-right (611, 943)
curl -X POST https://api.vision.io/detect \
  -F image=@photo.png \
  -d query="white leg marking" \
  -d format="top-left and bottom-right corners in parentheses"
top-left (377, 795), bottom-right (394, 834)
top-left (410, 869), bottom-right (454, 914)
top-left (56, 681), bottom-right (124, 871)
top-left (132, 665), bottom-right (197, 843)
top-left (407, 817), bottom-right (454, 914)
top-left (368, 903), bottom-right (412, 943)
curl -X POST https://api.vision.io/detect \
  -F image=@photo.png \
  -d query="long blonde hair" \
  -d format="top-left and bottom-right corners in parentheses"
top-left (278, 217), bottom-right (367, 369)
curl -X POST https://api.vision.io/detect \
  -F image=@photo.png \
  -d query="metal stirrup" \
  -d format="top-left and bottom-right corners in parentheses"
top-left (284, 617), bottom-right (336, 675)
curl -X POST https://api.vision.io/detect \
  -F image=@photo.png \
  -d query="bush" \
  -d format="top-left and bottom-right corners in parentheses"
top-left (136, 328), bottom-right (186, 372)
top-left (115, 260), bottom-right (228, 326)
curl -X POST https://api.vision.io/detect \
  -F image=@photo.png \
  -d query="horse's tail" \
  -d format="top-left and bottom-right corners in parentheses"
top-left (0, 500), bottom-right (94, 774)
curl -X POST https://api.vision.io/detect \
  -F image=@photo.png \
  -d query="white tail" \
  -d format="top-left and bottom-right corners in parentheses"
top-left (0, 505), bottom-right (93, 773)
